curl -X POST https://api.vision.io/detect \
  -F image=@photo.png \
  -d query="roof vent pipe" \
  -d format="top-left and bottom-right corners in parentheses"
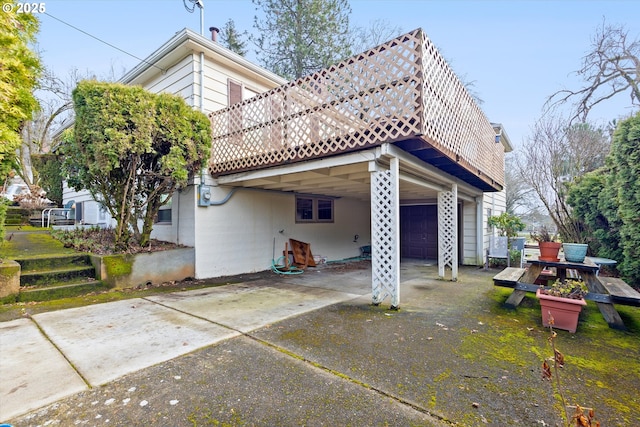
top-left (209, 26), bottom-right (219, 42)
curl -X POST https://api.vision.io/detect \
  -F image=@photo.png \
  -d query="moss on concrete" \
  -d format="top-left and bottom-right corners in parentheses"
top-left (102, 254), bottom-right (133, 277)
top-left (456, 287), bottom-right (640, 425)
top-left (1, 229), bottom-right (77, 259)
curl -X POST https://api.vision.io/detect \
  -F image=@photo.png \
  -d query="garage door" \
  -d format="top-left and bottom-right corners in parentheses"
top-left (400, 205), bottom-right (437, 259)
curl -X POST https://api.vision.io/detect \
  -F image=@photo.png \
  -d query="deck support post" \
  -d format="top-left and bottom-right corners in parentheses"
top-left (438, 183), bottom-right (458, 281)
top-left (370, 157), bottom-right (400, 308)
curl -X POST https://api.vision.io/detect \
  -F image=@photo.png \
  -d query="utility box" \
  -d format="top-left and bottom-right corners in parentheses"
top-left (198, 185), bottom-right (211, 207)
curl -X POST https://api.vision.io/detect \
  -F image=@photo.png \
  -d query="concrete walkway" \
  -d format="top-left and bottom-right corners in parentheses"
top-left (2, 260), bottom-right (639, 426)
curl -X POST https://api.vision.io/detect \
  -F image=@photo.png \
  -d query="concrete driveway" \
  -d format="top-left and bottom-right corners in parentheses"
top-left (3, 260), bottom-right (639, 426)
top-left (0, 262), bottom-right (370, 421)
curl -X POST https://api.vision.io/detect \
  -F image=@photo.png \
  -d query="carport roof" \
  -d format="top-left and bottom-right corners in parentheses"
top-left (214, 144), bottom-right (484, 203)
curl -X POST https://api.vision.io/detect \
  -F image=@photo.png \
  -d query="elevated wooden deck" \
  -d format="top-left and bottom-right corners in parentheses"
top-left (209, 29), bottom-right (505, 192)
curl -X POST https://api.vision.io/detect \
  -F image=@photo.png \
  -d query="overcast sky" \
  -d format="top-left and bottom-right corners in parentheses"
top-left (35, 0), bottom-right (640, 149)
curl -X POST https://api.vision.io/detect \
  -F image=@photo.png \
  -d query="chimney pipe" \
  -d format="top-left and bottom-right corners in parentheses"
top-left (209, 26), bottom-right (219, 42)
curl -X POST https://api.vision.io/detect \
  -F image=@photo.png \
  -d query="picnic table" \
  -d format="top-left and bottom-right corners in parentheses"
top-left (493, 256), bottom-right (640, 330)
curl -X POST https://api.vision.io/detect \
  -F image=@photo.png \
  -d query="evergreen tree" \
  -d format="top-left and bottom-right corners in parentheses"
top-left (63, 81), bottom-right (212, 249)
top-left (567, 169), bottom-right (622, 261)
top-left (220, 19), bottom-right (248, 56)
top-left (606, 112), bottom-right (640, 285)
top-left (252, 0), bottom-right (351, 80)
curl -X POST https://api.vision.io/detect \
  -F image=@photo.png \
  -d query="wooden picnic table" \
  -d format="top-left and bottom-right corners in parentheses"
top-left (498, 256), bottom-right (629, 330)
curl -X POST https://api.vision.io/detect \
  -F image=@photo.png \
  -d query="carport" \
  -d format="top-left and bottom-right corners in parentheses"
top-left (209, 29), bottom-right (505, 308)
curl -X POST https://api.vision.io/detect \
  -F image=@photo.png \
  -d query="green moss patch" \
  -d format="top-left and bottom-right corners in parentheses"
top-left (102, 254), bottom-right (133, 277)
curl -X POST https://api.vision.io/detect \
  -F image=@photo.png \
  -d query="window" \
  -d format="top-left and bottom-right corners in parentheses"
top-left (228, 79), bottom-right (243, 145)
top-left (296, 196), bottom-right (334, 223)
top-left (228, 79), bottom-right (243, 105)
top-left (156, 196), bottom-right (172, 224)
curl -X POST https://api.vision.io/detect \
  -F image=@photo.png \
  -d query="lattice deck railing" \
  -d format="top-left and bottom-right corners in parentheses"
top-left (209, 29), bottom-right (504, 190)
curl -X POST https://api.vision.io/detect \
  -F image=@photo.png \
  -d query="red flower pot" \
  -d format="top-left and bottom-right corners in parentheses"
top-left (536, 289), bottom-right (586, 333)
top-left (538, 241), bottom-right (562, 262)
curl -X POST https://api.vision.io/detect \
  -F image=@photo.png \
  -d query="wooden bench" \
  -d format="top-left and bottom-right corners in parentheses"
top-left (598, 277), bottom-right (640, 307)
top-left (493, 267), bottom-right (540, 294)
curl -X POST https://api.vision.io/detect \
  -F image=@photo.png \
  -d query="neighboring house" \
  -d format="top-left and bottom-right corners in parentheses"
top-left (62, 27), bottom-right (511, 307)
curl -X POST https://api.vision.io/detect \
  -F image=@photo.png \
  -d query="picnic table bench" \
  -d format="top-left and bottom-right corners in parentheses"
top-left (598, 277), bottom-right (640, 307)
top-left (493, 258), bottom-right (640, 330)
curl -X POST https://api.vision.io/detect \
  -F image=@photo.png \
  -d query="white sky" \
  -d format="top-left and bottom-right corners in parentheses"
top-left (34, 0), bottom-right (640, 149)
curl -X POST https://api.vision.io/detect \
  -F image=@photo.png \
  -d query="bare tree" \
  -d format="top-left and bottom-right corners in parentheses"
top-left (17, 68), bottom-right (87, 189)
top-left (515, 112), bottom-right (610, 242)
top-left (349, 18), bottom-right (404, 54)
top-left (547, 21), bottom-right (640, 123)
top-left (504, 155), bottom-right (535, 215)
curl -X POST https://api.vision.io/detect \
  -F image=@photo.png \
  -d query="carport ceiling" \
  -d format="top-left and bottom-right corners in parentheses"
top-left (219, 162), bottom-right (446, 202)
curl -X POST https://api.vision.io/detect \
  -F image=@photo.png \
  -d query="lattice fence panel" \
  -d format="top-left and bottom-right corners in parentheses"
top-left (209, 31), bottom-right (423, 176)
top-left (419, 31), bottom-right (504, 187)
top-left (371, 167), bottom-right (399, 307)
top-left (438, 189), bottom-right (458, 280)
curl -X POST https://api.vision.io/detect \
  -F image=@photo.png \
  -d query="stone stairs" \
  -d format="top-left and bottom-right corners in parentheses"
top-left (4, 207), bottom-right (29, 226)
top-left (16, 254), bottom-right (110, 302)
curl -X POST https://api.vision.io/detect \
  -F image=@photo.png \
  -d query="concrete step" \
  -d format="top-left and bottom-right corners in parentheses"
top-left (20, 265), bottom-right (97, 287)
top-left (19, 280), bottom-right (110, 302)
top-left (16, 254), bottom-right (93, 272)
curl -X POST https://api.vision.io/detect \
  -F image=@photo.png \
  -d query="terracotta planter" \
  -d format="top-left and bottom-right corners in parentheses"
top-left (536, 289), bottom-right (586, 333)
top-left (538, 241), bottom-right (562, 262)
top-left (563, 243), bottom-right (588, 263)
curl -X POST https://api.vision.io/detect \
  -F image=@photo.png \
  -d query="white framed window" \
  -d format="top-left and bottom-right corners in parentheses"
top-left (156, 196), bottom-right (172, 224)
top-left (296, 196), bottom-right (334, 223)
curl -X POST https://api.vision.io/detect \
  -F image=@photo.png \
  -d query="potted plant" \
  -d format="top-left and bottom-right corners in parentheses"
top-left (530, 226), bottom-right (562, 262)
top-left (488, 212), bottom-right (526, 266)
top-left (562, 242), bottom-right (588, 263)
top-left (487, 212), bottom-right (526, 240)
top-left (536, 278), bottom-right (588, 333)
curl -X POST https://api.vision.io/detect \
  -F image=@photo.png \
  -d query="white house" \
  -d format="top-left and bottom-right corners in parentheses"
top-left (62, 27), bottom-right (512, 308)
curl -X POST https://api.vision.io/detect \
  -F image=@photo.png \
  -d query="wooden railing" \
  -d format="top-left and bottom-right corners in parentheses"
top-left (209, 29), bottom-right (504, 190)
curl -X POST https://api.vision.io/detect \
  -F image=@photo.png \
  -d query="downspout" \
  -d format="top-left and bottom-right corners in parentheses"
top-left (198, 1), bottom-right (205, 113)
top-left (200, 52), bottom-right (205, 112)
top-left (176, 188), bottom-right (180, 245)
top-left (476, 196), bottom-right (484, 266)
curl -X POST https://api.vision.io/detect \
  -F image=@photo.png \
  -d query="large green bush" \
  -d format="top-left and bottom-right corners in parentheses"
top-left (567, 170), bottom-right (622, 260)
top-left (567, 112), bottom-right (640, 286)
top-left (62, 81), bottom-right (212, 250)
top-left (607, 112), bottom-right (640, 285)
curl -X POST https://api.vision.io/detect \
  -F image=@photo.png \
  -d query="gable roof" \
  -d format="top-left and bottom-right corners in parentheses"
top-left (120, 28), bottom-right (287, 88)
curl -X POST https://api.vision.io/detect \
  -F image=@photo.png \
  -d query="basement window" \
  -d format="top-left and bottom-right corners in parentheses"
top-left (156, 196), bottom-right (172, 224)
top-left (296, 196), bottom-right (334, 223)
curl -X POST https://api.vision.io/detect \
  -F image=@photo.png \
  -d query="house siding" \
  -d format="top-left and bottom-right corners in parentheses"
top-left (482, 190), bottom-right (507, 250)
top-left (198, 55), bottom-right (280, 113)
top-left (462, 199), bottom-right (477, 265)
top-left (143, 54), bottom-right (195, 103)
